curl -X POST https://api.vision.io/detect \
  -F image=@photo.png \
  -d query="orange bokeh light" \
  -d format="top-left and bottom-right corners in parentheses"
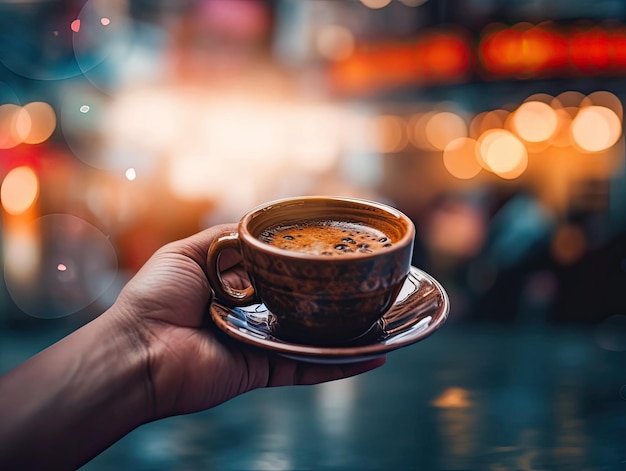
top-left (0, 104), bottom-right (29, 149)
top-left (477, 129), bottom-right (528, 179)
top-left (23, 102), bottom-right (56, 144)
top-left (443, 137), bottom-right (482, 179)
top-left (1, 166), bottom-right (40, 215)
top-left (511, 101), bottom-right (558, 143)
top-left (425, 111), bottom-right (467, 150)
top-left (374, 114), bottom-right (408, 154)
top-left (571, 105), bottom-right (622, 152)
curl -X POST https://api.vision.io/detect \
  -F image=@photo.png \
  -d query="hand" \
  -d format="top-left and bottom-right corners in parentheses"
top-left (112, 224), bottom-right (386, 419)
top-left (0, 224), bottom-right (385, 470)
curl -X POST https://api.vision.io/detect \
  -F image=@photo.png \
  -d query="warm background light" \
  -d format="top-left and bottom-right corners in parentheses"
top-left (316, 25), bottom-right (355, 62)
top-left (468, 109), bottom-right (509, 139)
top-left (360, 0), bottom-right (392, 9)
top-left (374, 114), bottom-right (408, 153)
top-left (409, 111), bottom-right (437, 150)
top-left (549, 108), bottom-right (575, 147)
top-left (552, 90), bottom-right (585, 109)
top-left (22, 102), bottom-right (57, 144)
top-left (1, 166), bottom-right (40, 215)
top-left (443, 137), bottom-right (482, 179)
top-left (571, 105), bottom-right (622, 152)
top-left (0, 104), bottom-right (29, 149)
top-left (512, 101), bottom-right (558, 142)
top-left (582, 90), bottom-right (623, 119)
top-left (478, 129), bottom-right (528, 179)
top-left (425, 111), bottom-right (467, 150)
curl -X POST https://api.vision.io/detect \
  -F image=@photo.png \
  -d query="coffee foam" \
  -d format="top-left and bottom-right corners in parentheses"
top-left (258, 219), bottom-right (393, 256)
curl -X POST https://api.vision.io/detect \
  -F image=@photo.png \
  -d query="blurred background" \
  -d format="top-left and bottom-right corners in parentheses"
top-left (1, 0), bottom-right (626, 469)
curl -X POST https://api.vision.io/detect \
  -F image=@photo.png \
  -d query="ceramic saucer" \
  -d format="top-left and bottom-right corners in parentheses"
top-left (209, 266), bottom-right (449, 364)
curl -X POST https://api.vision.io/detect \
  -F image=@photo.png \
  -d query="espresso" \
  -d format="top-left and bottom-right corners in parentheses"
top-left (259, 219), bottom-right (393, 256)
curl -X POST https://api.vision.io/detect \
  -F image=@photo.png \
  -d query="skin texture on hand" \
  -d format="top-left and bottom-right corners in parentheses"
top-left (117, 224), bottom-right (386, 418)
top-left (0, 224), bottom-right (385, 470)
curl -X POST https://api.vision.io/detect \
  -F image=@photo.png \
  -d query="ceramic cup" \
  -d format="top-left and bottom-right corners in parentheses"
top-left (206, 196), bottom-right (415, 345)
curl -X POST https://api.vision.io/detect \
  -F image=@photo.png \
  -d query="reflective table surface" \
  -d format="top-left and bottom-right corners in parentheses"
top-left (2, 320), bottom-right (625, 470)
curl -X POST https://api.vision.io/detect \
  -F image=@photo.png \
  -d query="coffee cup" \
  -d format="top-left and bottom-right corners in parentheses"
top-left (206, 196), bottom-right (415, 345)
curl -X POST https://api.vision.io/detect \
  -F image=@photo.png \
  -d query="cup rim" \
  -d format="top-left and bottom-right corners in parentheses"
top-left (238, 195), bottom-right (415, 261)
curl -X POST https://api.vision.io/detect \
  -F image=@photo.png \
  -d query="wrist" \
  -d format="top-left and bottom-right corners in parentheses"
top-left (100, 304), bottom-right (157, 424)
top-left (0, 306), bottom-right (155, 469)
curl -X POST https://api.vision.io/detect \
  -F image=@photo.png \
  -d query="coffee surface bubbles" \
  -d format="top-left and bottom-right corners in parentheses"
top-left (259, 219), bottom-right (393, 255)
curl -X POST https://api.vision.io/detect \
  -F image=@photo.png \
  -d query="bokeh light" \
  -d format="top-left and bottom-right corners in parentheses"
top-left (4, 214), bottom-right (118, 319)
top-left (581, 90), bottom-right (623, 120)
top-left (1, 166), bottom-right (39, 215)
top-left (549, 108), bottom-right (575, 147)
top-left (478, 129), bottom-right (528, 179)
top-left (71, 19), bottom-right (81, 33)
top-left (571, 105), bottom-right (622, 152)
top-left (425, 111), bottom-right (467, 150)
top-left (0, 104), bottom-right (29, 149)
top-left (3, 224), bottom-right (40, 286)
top-left (316, 25), bottom-right (355, 62)
top-left (125, 168), bottom-right (137, 181)
top-left (511, 101), bottom-right (558, 143)
top-left (374, 114), bottom-right (408, 153)
top-left (468, 109), bottom-right (509, 139)
top-left (22, 102), bottom-right (57, 144)
top-left (360, 0), bottom-right (392, 9)
top-left (552, 90), bottom-right (585, 109)
top-left (61, 91), bottom-right (111, 169)
top-left (443, 137), bottom-right (482, 179)
top-left (409, 111), bottom-right (437, 151)
top-left (430, 387), bottom-right (472, 408)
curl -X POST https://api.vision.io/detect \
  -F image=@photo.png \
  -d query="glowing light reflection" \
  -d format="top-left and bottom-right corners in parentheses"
top-left (549, 108), bottom-right (574, 147)
top-left (572, 105), bottom-right (622, 152)
top-left (3, 226), bottom-right (40, 285)
top-left (581, 90), bottom-right (623, 119)
top-left (443, 137), bottom-right (482, 179)
top-left (125, 168), bottom-right (137, 181)
top-left (0, 104), bottom-right (27, 149)
top-left (360, 0), bottom-right (392, 9)
top-left (23, 102), bottom-right (56, 144)
top-left (374, 114), bottom-right (407, 153)
top-left (431, 387), bottom-right (472, 408)
top-left (425, 111), bottom-right (467, 150)
top-left (3, 214), bottom-right (118, 319)
top-left (511, 101), bottom-right (558, 142)
top-left (1, 166), bottom-right (39, 215)
top-left (468, 109), bottom-right (508, 139)
top-left (478, 129), bottom-right (528, 179)
top-left (316, 25), bottom-right (355, 62)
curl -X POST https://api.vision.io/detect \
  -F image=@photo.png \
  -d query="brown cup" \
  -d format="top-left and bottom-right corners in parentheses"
top-left (207, 196), bottom-right (415, 345)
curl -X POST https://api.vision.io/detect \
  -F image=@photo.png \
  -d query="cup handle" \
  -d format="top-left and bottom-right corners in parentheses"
top-left (206, 232), bottom-right (256, 306)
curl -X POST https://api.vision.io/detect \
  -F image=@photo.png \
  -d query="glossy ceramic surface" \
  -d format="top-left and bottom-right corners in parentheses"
top-left (207, 196), bottom-right (415, 345)
top-left (210, 266), bottom-right (449, 363)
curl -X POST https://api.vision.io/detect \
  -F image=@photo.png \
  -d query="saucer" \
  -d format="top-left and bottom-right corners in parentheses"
top-left (209, 266), bottom-right (449, 364)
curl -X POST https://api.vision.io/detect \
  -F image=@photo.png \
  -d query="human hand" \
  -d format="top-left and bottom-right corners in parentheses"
top-left (112, 224), bottom-right (386, 420)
